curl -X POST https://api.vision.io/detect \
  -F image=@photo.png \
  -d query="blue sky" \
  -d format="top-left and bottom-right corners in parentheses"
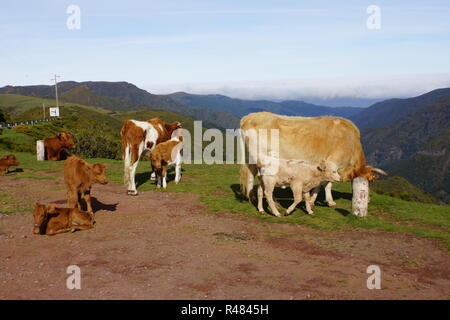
top-left (1, 0), bottom-right (450, 100)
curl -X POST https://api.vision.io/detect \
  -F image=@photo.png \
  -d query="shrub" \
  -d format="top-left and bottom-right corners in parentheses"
top-left (73, 131), bottom-right (121, 159)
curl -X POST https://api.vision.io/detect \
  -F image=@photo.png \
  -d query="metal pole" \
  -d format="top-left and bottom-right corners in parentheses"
top-left (42, 103), bottom-right (45, 119)
top-left (51, 75), bottom-right (60, 115)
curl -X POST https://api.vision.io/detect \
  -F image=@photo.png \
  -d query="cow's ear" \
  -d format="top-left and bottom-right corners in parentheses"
top-left (47, 203), bottom-right (57, 213)
top-left (317, 160), bottom-right (327, 171)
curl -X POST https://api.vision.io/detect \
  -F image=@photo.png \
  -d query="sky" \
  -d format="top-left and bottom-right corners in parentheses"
top-left (1, 0), bottom-right (450, 102)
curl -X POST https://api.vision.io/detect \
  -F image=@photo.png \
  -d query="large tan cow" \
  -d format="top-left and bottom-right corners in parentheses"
top-left (120, 118), bottom-right (181, 195)
top-left (240, 112), bottom-right (386, 208)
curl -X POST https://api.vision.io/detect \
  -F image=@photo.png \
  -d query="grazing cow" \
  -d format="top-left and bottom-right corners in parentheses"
top-left (32, 202), bottom-right (95, 236)
top-left (120, 118), bottom-right (182, 195)
top-left (148, 136), bottom-right (183, 188)
top-left (257, 158), bottom-right (341, 216)
top-left (44, 132), bottom-right (75, 161)
top-left (240, 112), bottom-right (387, 208)
top-left (0, 154), bottom-right (19, 174)
top-left (64, 155), bottom-right (108, 214)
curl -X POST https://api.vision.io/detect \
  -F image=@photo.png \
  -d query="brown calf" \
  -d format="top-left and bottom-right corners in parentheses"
top-left (44, 132), bottom-right (75, 161)
top-left (64, 155), bottom-right (108, 213)
top-left (0, 154), bottom-right (19, 174)
top-left (149, 136), bottom-right (183, 188)
top-left (32, 203), bottom-right (94, 236)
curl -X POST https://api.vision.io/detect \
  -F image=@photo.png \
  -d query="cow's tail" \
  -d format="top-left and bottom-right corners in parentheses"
top-left (240, 164), bottom-right (258, 202)
top-left (123, 144), bottom-right (131, 186)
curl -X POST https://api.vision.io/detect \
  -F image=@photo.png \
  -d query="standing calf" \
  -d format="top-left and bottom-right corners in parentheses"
top-left (257, 158), bottom-right (341, 217)
top-left (64, 155), bottom-right (108, 213)
top-left (44, 132), bottom-right (75, 161)
top-left (0, 154), bottom-right (19, 174)
top-left (148, 136), bottom-right (183, 188)
top-left (32, 202), bottom-right (95, 235)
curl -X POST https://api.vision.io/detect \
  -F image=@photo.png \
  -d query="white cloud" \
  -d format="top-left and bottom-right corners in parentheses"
top-left (144, 73), bottom-right (450, 100)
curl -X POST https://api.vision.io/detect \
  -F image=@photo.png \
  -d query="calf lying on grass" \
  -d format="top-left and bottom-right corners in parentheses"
top-left (32, 203), bottom-right (95, 235)
top-left (0, 154), bottom-right (19, 174)
top-left (64, 155), bottom-right (108, 213)
top-left (257, 158), bottom-right (341, 216)
top-left (148, 136), bottom-right (183, 189)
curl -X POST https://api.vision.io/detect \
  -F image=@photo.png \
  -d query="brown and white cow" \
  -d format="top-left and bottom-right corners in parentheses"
top-left (240, 112), bottom-right (386, 208)
top-left (32, 202), bottom-right (95, 236)
top-left (0, 154), bottom-right (19, 174)
top-left (64, 155), bottom-right (108, 214)
top-left (148, 136), bottom-right (183, 188)
top-left (44, 132), bottom-right (75, 161)
top-left (120, 118), bottom-right (181, 195)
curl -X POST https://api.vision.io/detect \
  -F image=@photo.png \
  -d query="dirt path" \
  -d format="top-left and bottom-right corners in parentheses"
top-left (0, 173), bottom-right (449, 299)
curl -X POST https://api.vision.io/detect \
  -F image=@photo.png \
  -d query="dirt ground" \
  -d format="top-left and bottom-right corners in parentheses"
top-left (0, 173), bottom-right (449, 300)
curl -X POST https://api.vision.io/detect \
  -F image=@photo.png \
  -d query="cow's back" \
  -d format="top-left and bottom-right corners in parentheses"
top-left (241, 112), bottom-right (366, 181)
top-left (64, 155), bottom-right (90, 187)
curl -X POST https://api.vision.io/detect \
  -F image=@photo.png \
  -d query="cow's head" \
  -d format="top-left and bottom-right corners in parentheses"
top-left (57, 132), bottom-right (75, 149)
top-left (166, 121), bottom-right (182, 136)
top-left (358, 166), bottom-right (388, 181)
top-left (92, 163), bottom-right (108, 185)
top-left (32, 202), bottom-right (51, 234)
top-left (317, 160), bottom-right (341, 182)
top-left (1, 154), bottom-right (19, 166)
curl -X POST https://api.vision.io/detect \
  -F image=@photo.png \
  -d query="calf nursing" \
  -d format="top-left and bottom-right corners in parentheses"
top-left (148, 136), bottom-right (183, 188)
top-left (257, 158), bottom-right (341, 217)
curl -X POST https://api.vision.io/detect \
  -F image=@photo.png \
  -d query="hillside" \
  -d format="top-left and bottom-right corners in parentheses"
top-left (351, 88), bottom-right (450, 129)
top-left (169, 92), bottom-right (362, 118)
top-left (0, 82), bottom-right (240, 130)
top-left (362, 99), bottom-right (450, 202)
top-left (0, 94), bottom-right (198, 160)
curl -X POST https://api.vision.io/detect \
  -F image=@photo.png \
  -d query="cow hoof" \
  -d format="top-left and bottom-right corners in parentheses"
top-left (258, 209), bottom-right (265, 214)
top-left (307, 211), bottom-right (315, 215)
top-left (328, 202), bottom-right (337, 208)
top-left (127, 190), bottom-right (138, 196)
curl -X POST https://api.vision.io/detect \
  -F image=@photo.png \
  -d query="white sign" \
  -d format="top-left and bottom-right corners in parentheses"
top-left (49, 107), bottom-right (60, 117)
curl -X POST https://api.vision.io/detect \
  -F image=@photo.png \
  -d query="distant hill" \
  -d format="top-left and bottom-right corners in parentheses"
top-left (362, 98), bottom-right (450, 203)
top-left (0, 82), bottom-right (240, 130)
top-left (169, 92), bottom-right (362, 118)
top-left (351, 88), bottom-right (450, 129)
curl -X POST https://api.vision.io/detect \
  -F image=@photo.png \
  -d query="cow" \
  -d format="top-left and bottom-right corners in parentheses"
top-left (148, 136), bottom-right (183, 188)
top-left (32, 202), bottom-right (95, 236)
top-left (240, 112), bottom-right (387, 209)
top-left (44, 132), bottom-right (75, 161)
top-left (257, 158), bottom-right (341, 216)
top-left (120, 118), bottom-right (182, 195)
top-left (0, 154), bottom-right (19, 174)
top-left (64, 155), bottom-right (108, 214)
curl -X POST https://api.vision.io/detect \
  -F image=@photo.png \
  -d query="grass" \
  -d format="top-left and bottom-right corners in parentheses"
top-left (1, 150), bottom-right (450, 250)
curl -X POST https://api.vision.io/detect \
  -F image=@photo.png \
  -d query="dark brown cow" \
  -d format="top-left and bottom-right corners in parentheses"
top-left (120, 118), bottom-right (182, 195)
top-left (0, 154), bottom-right (19, 174)
top-left (32, 203), bottom-right (94, 236)
top-left (44, 132), bottom-right (75, 161)
top-left (64, 155), bottom-right (108, 214)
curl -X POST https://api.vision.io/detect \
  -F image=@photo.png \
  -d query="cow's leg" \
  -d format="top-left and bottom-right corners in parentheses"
top-left (257, 184), bottom-right (264, 213)
top-left (127, 142), bottom-right (143, 196)
top-left (303, 192), bottom-right (315, 215)
top-left (83, 189), bottom-right (93, 213)
top-left (309, 184), bottom-right (321, 207)
top-left (324, 182), bottom-right (337, 208)
top-left (174, 161), bottom-right (181, 184)
top-left (66, 187), bottom-right (77, 208)
top-left (162, 165), bottom-right (168, 189)
top-left (286, 182), bottom-right (303, 215)
top-left (263, 180), bottom-right (281, 217)
top-left (150, 171), bottom-right (156, 181)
